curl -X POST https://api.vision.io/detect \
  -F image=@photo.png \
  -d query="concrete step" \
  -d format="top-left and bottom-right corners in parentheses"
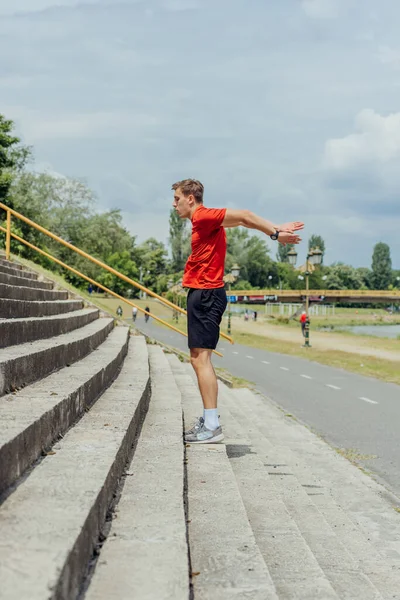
top-left (0, 317), bottom-right (114, 396)
top-left (0, 270), bottom-right (54, 290)
top-left (0, 308), bottom-right (99, 348)
top-left (0, 262), bottom-right (38, 280)
top-left (226, 387), bottom-right (400, 599)
top-left (0, 297), bottom-right (83, 318)
top-left (0, 257), bottom-right (23, 270)
top-left (216, 386), bottom-right (341, 600)
top-left (0, 335), bottom-right (150, 600)
top-left (0, 326), bottom-right (129, 496)
top-left (253, 405), bottom-right (400, 565)
top-left (86, 345), bottom-right (189, 600)
top-left (168, 354), bottom-right (278, 600)
top-left (0, 282), bottom-right (68, 301)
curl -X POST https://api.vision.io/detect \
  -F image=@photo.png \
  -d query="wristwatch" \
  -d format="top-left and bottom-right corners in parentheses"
top-left (270, 230), bottom-right (279, 241)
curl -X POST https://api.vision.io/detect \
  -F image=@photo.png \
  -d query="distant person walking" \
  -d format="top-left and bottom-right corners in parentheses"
top-left (144, 306), bottom-right (150, 323)
top-left (300, 311), bottom-right (307, 337)
top-left (132, 306), bottom-right (138, 322)
top-left (171, 178), bottom-right (303, 444)
top-left (116, 305), bottom-right (123, 318)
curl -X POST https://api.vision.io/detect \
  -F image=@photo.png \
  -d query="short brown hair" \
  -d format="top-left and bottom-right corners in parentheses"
top-left (172, 179), bottom-right (204, 203)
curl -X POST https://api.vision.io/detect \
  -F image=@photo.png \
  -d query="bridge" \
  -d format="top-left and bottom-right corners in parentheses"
top-left (230, 289), bottom-right (400, 304)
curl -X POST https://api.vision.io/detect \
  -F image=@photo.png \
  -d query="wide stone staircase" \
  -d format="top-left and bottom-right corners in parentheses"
top-left (1, 253), bottom-right (400, 600)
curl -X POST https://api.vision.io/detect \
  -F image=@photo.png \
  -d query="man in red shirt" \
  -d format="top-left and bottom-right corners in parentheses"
top-left (172, 179), bottom-right (303, 443)
top-left (300, 311), bottom-right (307, 337)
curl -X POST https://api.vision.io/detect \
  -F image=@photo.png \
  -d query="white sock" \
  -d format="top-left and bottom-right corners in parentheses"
top-left (204, 408), bottom-right (219, 431)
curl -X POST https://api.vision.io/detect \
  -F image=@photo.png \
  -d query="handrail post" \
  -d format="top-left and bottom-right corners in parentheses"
top-left (6, 210), bottom-right (11, 260)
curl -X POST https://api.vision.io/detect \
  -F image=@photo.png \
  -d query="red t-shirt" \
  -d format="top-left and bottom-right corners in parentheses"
top-left (182, 204), bottom-right (227, 289)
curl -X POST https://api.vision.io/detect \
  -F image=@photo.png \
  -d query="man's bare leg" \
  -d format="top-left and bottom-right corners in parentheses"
top-left (190, 347), bottom-right (217, 409)
top-left (185, 347), bottom-right (223, 442)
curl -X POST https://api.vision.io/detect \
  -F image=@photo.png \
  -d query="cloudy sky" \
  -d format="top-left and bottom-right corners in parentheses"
top-left (1, 0), bottom-right (400, 267)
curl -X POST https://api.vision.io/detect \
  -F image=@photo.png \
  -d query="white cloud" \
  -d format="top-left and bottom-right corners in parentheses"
top-left (2, 106), bottom-right (159, 142)
top-left (301, 0), bottom-right (337, 19)
top-left (377, 45), bottom-right (400, 70)
top-left (324, 109), bottom-right (400, 170)
top-left (2, 0), bottom-right (400, 266)
top-left (0, 75), bottom-right (32, 88)
top-left (0, 0), bottom-right (100, 15)
top-left (163, 0), bottom-right (198, 10)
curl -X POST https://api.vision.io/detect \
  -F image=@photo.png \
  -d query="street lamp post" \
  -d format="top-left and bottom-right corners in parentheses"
top-left (224, 264), bottom-right (240, 336)
top-left (139, 266), bottom-right (143, 300)
top-left (287, 246), bottom-right (323, 347)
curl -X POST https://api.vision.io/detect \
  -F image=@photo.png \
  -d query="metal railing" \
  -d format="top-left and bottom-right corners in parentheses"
top-left (233, 288), bottom-right (400, 299)
top-left (0, 202), bottom-right (235, 355)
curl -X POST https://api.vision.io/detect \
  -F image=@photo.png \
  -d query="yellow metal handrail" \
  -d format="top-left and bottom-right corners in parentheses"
top-left (233, 289), bottom-right (400, 299)
top-left (0, 201), bottom-right (235, 353)
top-left (0, 225), bottom-right (195, 342)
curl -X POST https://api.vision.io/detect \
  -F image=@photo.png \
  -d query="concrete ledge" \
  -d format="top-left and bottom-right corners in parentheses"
top-left (0, 326), bottom-right (129, 496)
top-left (0, 263), bottom-right (37, 280)
top-left (0, 282), bottom-right (68, 301)
top-left (0, 336), bottom-right (150, 600)
top-left (0, 317), bottom-right (114, 396)
top-left (86, 345), bottom-right (189, 600)
top-left (167, 354), bottom-right (278, 599)
top-left (0, 298), bottom-right (83, 318)
top-left (0, 308), bottom-right (99, 348)
top-left (0, 271), bottom-right (53, 290)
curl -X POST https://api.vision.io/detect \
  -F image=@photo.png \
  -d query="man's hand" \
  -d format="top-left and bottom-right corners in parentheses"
top-left (278, 232), bottom-right (302, 246)
top-left (275, 221), bottom-right (304, 233)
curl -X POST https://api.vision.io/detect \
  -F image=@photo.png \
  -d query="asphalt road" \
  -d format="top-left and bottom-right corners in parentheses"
top-left (135, 317), bottom-right (400, 499)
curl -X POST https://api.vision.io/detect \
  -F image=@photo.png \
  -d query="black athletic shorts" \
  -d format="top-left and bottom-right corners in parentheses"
top-left (187, 288), bottom-right (228, 350)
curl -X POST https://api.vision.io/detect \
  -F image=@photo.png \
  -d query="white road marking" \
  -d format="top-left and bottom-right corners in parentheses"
top-left (262, 360), bottom-right (270, 365)
top-left (360, 397), bottom-right (378, 405)
top-left (246, 355), bottom-right (254, 359)
top-left (232, 351), bottom-right (239, 355)
top-left (300, 374), bottom-right (312, 379)
top-left (280, 367), bottom-right (289, 371)
top-left (326, 384), bottom-right (341, 390)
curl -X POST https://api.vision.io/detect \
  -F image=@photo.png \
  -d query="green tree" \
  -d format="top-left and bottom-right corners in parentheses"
top-left (226, 229), bottom-right (275, 288)
top-left (276, 243), bottom-right (294, 263)
top-left (169, 209), bottom-right (189, 272)
top-left (356, 267), bottom-right (371, 289)
top-left (0, 114), bottom-right (31, 205)
top-left (323, 264), bottom-right (364, 290)
top-left (97, 250), bottom-right (138, 296)
top-left (7, 171), bottom-right (139, 289)
top-left (276, 262), bottom-right (298, 289)
top-left (308, 234), bottom-right (326, 263)
top-left (136, 238), bottom-right (168, 290)
top-left (246, 237), bottom-right (277, 288)
top-left (371, 242), bottom-right (392, 290)
top-left (392, 269), bottom-right (400, 288)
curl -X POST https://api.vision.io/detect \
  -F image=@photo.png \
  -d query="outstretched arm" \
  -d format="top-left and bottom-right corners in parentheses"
top-left (222, 209), bottom-right (304, 245)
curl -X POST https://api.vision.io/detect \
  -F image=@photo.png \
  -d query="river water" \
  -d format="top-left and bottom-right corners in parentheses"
top-left (340, 324), bottom-right (400, 339)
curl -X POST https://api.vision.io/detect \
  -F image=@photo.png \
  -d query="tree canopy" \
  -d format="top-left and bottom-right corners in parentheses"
top-left (371, 242), bottom-right (392, 290)
top-left (0, 114), bottom-right (31, 204)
